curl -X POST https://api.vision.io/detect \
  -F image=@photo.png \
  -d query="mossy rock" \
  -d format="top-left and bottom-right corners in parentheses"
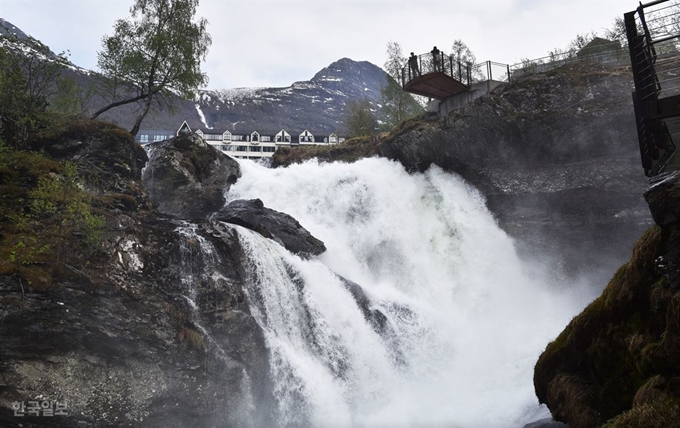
top-left (534, 225), bottom-right (680, 428)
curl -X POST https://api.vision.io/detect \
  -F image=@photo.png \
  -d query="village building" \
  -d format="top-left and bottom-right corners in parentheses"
top-left (136, 121), bottom-right (345, 160)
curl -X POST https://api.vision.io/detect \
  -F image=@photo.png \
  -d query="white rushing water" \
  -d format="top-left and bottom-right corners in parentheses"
top-left (227, 157), bottom-right (590, 428)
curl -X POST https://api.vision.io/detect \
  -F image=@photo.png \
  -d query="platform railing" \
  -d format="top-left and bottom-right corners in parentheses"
top-left (627, 0), bottom-right (680, 101)
top-left (401, 51), bottom-right (511, 88)
top-left (509, 40), bottom-right (629, 80)
top-left (401, 51), bottom-right (470, 87)
top-left (626, 0), bottom-right (680, 176)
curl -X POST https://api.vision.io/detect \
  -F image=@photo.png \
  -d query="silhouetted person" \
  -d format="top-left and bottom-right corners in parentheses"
top-left (432, 46), bottom-right (441, 72)
top-left (409, 52), bottom-right (420, 79)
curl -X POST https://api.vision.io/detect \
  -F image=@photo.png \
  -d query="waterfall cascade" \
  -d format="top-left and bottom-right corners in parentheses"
top-left (224, 158), bottom-right (591, 428)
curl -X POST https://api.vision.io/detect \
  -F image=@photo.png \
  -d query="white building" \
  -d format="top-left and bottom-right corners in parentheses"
top-left (173, 121), bottom-right (345, 160)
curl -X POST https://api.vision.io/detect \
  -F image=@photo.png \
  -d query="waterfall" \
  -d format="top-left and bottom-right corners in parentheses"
top-left (227, 158), bottom-right (589, 428)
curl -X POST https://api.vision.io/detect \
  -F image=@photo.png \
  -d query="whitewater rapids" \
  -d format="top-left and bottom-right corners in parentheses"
top-left (227, 157), bottom-right (589, 428)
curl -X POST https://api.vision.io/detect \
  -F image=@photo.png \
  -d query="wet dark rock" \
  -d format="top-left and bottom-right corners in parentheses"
top-left (142, 133), bottom-right (241, 220)
top-left (380, 61), bottom-right (651, 283)
top-left (644, 170), bottom-right (680, 226)
top-left (0, 123), bottom-right (272, 428)
top-left (212, 198), bottom-right (326, 258)
top-left (338, 276), bottom-right (388, 333)
top-left (533, 224), bottom-right (680, 428)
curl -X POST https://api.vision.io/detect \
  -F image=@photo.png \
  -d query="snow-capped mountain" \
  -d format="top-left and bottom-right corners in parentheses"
top-left (0, 18), bottom-right (390, 134)
top-left (193, 58), bottom-right (388, 133)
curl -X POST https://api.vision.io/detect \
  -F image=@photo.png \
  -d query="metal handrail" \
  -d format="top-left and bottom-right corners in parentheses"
top-left (401, 50), bottom-right (472, 87)
top-left (401, 50), bottom-right (512, 89)
top-left (508, 40), bottom-right (629, 79)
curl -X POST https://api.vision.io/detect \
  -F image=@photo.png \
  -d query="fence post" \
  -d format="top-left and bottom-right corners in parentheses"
top-left (507, 64), bottom-right (511, 83)
top-left (488, 61), bottom-right (492, 81)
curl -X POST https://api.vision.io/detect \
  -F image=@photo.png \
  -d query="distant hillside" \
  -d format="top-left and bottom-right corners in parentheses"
top-left (195, 58), bottom-right (388, 134)
top-left (0, 19), bottom-right (390, 135)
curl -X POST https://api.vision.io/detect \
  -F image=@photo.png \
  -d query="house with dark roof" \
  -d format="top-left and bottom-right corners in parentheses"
top-left (164, 121), bottom-right (345, 160)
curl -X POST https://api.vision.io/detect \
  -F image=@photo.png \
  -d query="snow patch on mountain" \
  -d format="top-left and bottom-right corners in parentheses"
top-left (195, 104), bottom-right (211, 129)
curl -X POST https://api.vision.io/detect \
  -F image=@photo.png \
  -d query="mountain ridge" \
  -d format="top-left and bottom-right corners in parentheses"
top-left (0, 19), bottom-right (390, 135)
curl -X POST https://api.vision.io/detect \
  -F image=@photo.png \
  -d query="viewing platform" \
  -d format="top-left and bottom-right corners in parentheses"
top-left (625, 0), bottom-right (680, 176)
top-left (401, 50), bottom-right (472, 100)
top-left (401, 49), bottom-right (511, 115)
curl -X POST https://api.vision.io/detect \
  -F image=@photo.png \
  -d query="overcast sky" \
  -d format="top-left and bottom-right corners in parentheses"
top-left (2, 0), bottom-right (629, 90)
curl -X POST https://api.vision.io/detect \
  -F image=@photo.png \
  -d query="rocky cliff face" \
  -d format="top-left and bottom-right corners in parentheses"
top-left (533, 172), bottom-right (680, 428)
top-left (0, 121), bottom-right (326, 427)
top-left (379, 61), bottom-right (651, 283)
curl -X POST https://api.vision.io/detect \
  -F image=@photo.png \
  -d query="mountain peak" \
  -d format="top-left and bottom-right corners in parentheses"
top-left (0, 18), bottom-right (30, 40)
top-left (312, 58), bottom-right (386, 84)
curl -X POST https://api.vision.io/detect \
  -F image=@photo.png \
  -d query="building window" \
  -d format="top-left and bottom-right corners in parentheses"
top-left (263, 146), bottom-right (276, 152)
top-left (249, 146), bottom-right (262, 152)
top-left (251, 132), bottom-right (259, 142)
top-left (300, 130), bottom-right (314, 143)
top-left (261, 136), bottom-right (271, 142)
top-left (140, 135), bottom-right (149, 143)
top-left (222, 145), bottom-right (233, 151)
top-left (236, 146), bottom-right (248, 152)
top-left (233, 135), bottom-right (244, 141)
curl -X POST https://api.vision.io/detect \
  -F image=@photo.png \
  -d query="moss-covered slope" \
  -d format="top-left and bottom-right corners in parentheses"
top-left (535, 210), bottom-right (680, 427)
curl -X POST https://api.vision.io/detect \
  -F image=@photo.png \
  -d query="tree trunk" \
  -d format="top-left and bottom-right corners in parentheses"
top-left (90, 92), bottom-right (149, 120)
top-left (129, 95), bottom-right (154, 137)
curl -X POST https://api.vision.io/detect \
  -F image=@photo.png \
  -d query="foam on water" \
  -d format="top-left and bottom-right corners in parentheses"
top-left (228, 157), bottom-right (589, 428)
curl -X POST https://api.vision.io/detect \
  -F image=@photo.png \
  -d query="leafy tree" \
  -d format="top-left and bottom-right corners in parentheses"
top-left (50, 75), bottom-right (87, 115)
top-left (567, 32), bottom-right (598, 52)
top-left (0, 36), bottom-right (66, 147)
top-left (343, 99), bottom-right (377, 138)
top-left (604, 17), bottom-right (627, 48)
top-left (450, 39), bottom-right (478, 81)
top-left (92, 0), bottom-right (212, 136)
top-left (380, 41), bottom-right (424, 130)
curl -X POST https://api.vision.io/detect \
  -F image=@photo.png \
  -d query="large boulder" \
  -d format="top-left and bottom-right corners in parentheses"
top-left (211, 198), bottom-right (326, 258)
top-left (143, 133), bottom-right (241, 220)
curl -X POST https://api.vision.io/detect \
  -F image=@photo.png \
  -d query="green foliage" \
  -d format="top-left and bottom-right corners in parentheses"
top-left (94, 0), bottom-right (212, 136)
top-left (0, 36), bottom-right (67, 148)
top-left (604, 17), bottom-right (627, 48)
top-left (380, 41), bottom-right (425, 131)
top-left (450, 39), bottom-right (479, 80)
top-left (50, 75), bottom-right (88, 115)
top-left (343, 99), bottom-right (377, 138)
top-left (0, 149), bottom-right (104, 291)
top-left (533, 225), bottom-right (680, 427)
top-left (381, 77), bottom-right (424, 131)
top-left (383, 41), bottom-right (404, 80)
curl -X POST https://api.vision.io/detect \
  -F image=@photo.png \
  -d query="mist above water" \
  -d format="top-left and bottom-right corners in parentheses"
top-left (228, 158), bottom-right (590, 428)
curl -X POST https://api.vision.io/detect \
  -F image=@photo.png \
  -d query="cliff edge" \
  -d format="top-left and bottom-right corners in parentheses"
top-left (379, 61), bottom-right (650, 283)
